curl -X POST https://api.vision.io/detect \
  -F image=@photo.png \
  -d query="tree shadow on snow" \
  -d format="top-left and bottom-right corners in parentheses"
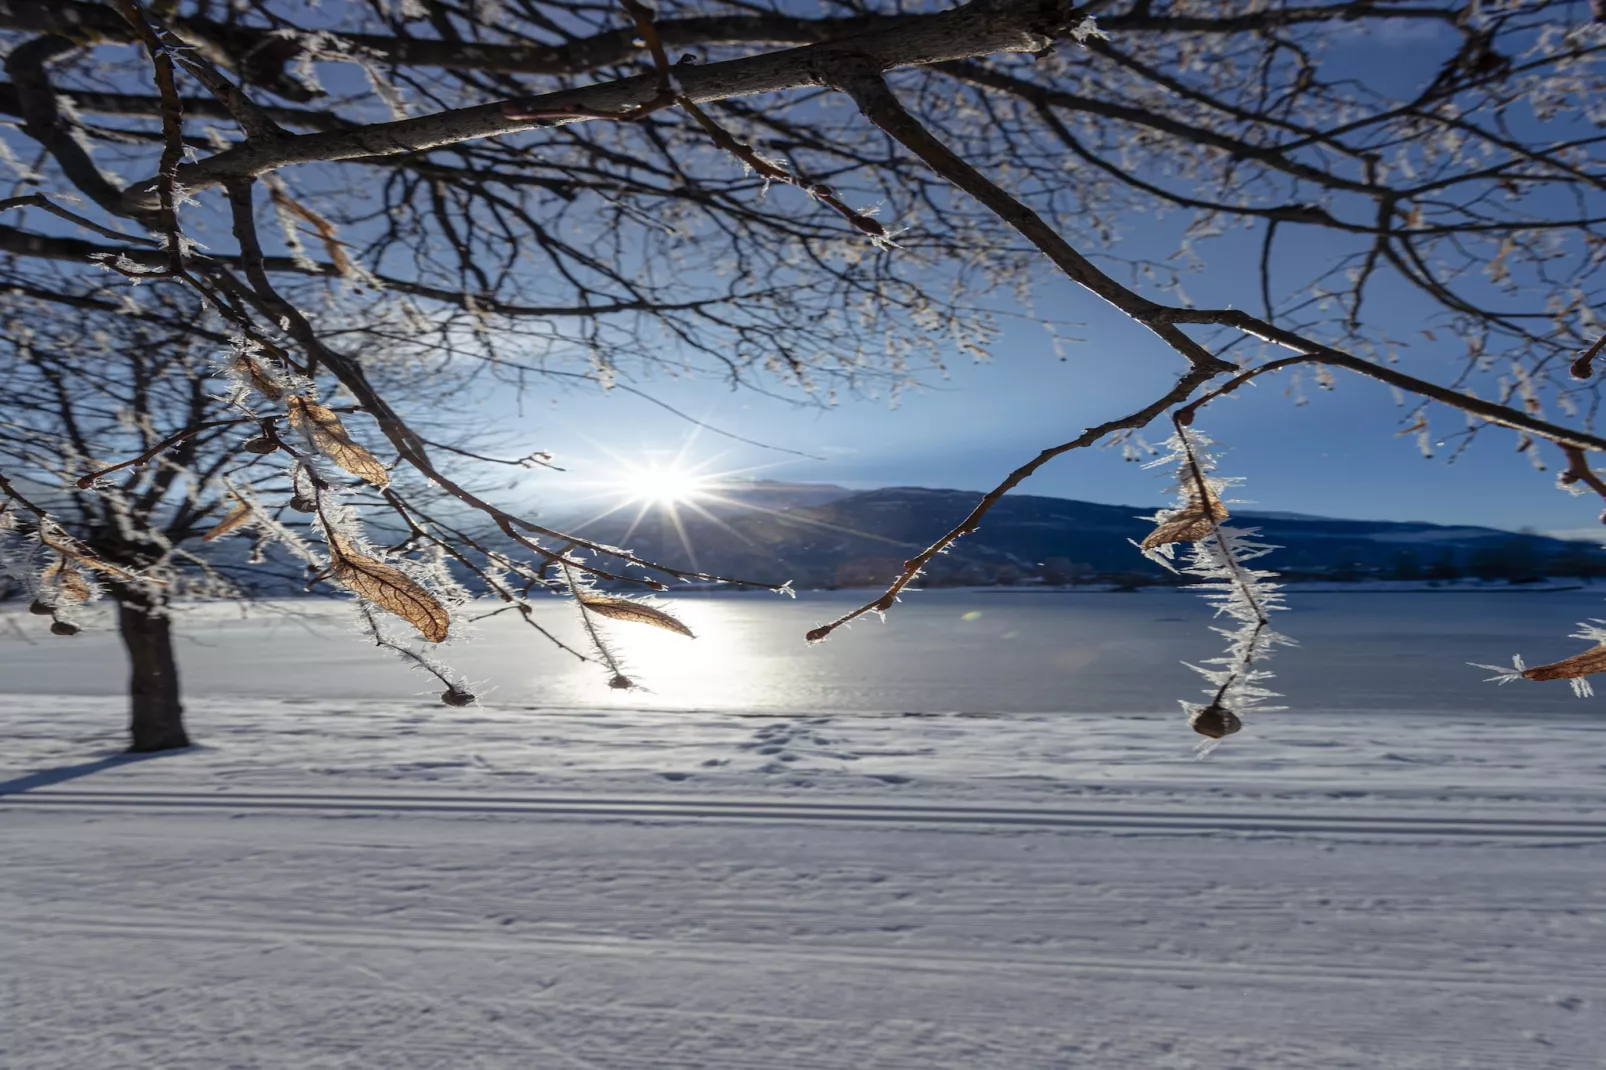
top-left (0, 750), bottom-right (183, 795)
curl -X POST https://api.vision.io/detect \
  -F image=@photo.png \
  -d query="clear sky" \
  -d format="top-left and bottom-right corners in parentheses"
top-left (505, 286), bottom-right (1597, 539)
top-left (463, 16), bottom-right (1600, 542)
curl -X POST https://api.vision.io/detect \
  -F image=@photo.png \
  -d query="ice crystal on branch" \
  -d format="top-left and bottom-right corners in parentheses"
top-left (1139, 432), bottom-right (1294, 743)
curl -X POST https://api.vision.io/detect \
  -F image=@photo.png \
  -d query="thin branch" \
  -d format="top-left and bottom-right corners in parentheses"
top-left (1560, 445), bottom-right (1606, 525)
top-left (73, 416), bottom-right (255, 488)
top-left (832, 66), bottom-right (1233, 376)
top-left (0, 193), bottom-right (157, 244)
top-left (805, 362), bottom-right (1221, 643)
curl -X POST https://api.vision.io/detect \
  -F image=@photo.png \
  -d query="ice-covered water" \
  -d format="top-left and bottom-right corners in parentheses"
top-left (4, 586), bottom-right (1606, 719)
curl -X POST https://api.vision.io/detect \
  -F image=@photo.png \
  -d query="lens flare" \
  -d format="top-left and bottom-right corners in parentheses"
top-left (612, 464), bottom-right (711, 507)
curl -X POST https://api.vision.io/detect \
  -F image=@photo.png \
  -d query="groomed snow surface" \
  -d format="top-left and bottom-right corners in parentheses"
top-left (4, 590), bottom-right (1606, 1068)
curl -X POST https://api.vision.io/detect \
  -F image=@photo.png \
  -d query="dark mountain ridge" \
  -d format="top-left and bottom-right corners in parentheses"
top-left (566, 485), bottom-right (1604, 588)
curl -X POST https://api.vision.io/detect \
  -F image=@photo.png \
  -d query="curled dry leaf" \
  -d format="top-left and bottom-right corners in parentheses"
top-left (201, 501), bottom-right (254, 542)
top-left (1521, 645), bottom-right (1606, 683)
top-left (286, 396), bottom-right (390, 488)
top-left (1141, 482), bottom-right (1228, 551)
top-left (579, 594), bottom-right (695, 638)
top-left (230, 356), bottom-right (284, 401)
top-left (54, 547), bottom-right (133, 580)
top-left (328, 535), bottom-right (450, 643)
top-left (269, 187), bottom-right (352, 276)
top-left (40, 559), bottom-right (93, 603)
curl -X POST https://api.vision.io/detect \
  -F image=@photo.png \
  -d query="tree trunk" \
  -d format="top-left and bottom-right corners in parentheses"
top-left (117, 595), bottom-right (189, 752)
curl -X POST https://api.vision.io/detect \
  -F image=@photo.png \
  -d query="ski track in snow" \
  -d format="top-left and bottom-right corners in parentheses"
top-left (4, 695), bottom-right (1606, 1068)
top-left (5, 802), bottom-right (1606, 1069)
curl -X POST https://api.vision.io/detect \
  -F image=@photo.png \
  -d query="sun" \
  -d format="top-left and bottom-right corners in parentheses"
top-left (611, 463), bottom-right (711, 507)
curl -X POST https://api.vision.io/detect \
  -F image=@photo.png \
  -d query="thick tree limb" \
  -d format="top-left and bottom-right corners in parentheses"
top-left (121, 0), bottom-right (1086, 205)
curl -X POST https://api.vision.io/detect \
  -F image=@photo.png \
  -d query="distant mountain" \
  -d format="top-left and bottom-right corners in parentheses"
top-left (696, 478), bottom-right (852, 513)
top-left (564, 484), bottom-right (1606, 587)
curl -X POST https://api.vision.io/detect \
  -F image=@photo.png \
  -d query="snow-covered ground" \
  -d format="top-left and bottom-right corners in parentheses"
top-left (4, 591), bottom-right (1606, 1068)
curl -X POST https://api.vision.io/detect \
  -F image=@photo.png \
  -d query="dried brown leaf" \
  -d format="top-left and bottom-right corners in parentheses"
top-left (202, 501), bottom-right (254, 542)
top-left (270, 187), bottom-right (352, 276)
top-left (56, 549), bottom-right (129, 579)
top-left (36, 541), bottom-right (144, 582)
top-left (329, 537), bottom-right (450, 643)
top-left (230, 356), bottom-right (284, 401)
top-left (1522, 645), bottom-right (1606, 682)
top-left (41, 558), bottom-right (92, 603)
top-left (287, 396), bottom-right (390, 488)
top-left (1140, 483), bottom-right (1229, 551)
top-left (579, 594), bottom-right (695, 638)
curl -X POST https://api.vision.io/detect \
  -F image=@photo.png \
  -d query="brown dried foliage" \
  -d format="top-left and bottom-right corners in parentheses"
top-left (231, 356), bottom-right (284, 401)
top-left (53, 544), bottom-right (139, 580)
top-left (328, 534), bottom-right (450, 643)
top-left (1141, 481), bottom-right (1229, 552)
top-left (201, 501), bottom-right (253, 542)
top-left (269, 187), bottom-right (352, 277)
top-left (578, 594), bottom-right (695, 638)
top-left (287, 397), bottom-right (390, 488)
top-left (1521, 645), bottom-right (1606, 683)
top-left (40, 558), bottom-right (92, 603)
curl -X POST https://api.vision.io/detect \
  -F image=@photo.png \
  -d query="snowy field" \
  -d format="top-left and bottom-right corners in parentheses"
top-left (4, 590), bottom-right (1606, 1068)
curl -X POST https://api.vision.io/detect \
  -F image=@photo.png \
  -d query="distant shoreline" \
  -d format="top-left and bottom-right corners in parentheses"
top-left (962, 583), bottom-right (1590, 595)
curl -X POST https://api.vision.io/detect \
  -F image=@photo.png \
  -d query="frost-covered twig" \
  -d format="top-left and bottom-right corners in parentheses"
top-left (559, 559), bottom-right (634, 690)
top-left (1139, 430), bottom-right (1294, 745)
top-left (354, 603), bottom-right (477, 707)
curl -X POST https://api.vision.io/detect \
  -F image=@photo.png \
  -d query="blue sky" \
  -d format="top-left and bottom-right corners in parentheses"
top-left (513, 298), bottom-right (1595, 538)
top-left (488, 15), bottom-right (1600, 541)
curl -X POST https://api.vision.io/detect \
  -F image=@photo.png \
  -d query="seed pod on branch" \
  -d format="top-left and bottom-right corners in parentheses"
top-left (1188, 703), bottom-right (1243, 740)
top-left (1138, 431), bottom-right (1291, 745)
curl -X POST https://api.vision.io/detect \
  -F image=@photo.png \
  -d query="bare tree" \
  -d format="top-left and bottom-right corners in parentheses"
top-left (0, 0), bottom-right (1602, 733)
top-left (0, 286), bottom-right (310, 750)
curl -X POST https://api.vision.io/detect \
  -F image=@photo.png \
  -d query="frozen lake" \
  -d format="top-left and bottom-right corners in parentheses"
top-left (5, 586), bottom-right (1606, 719)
